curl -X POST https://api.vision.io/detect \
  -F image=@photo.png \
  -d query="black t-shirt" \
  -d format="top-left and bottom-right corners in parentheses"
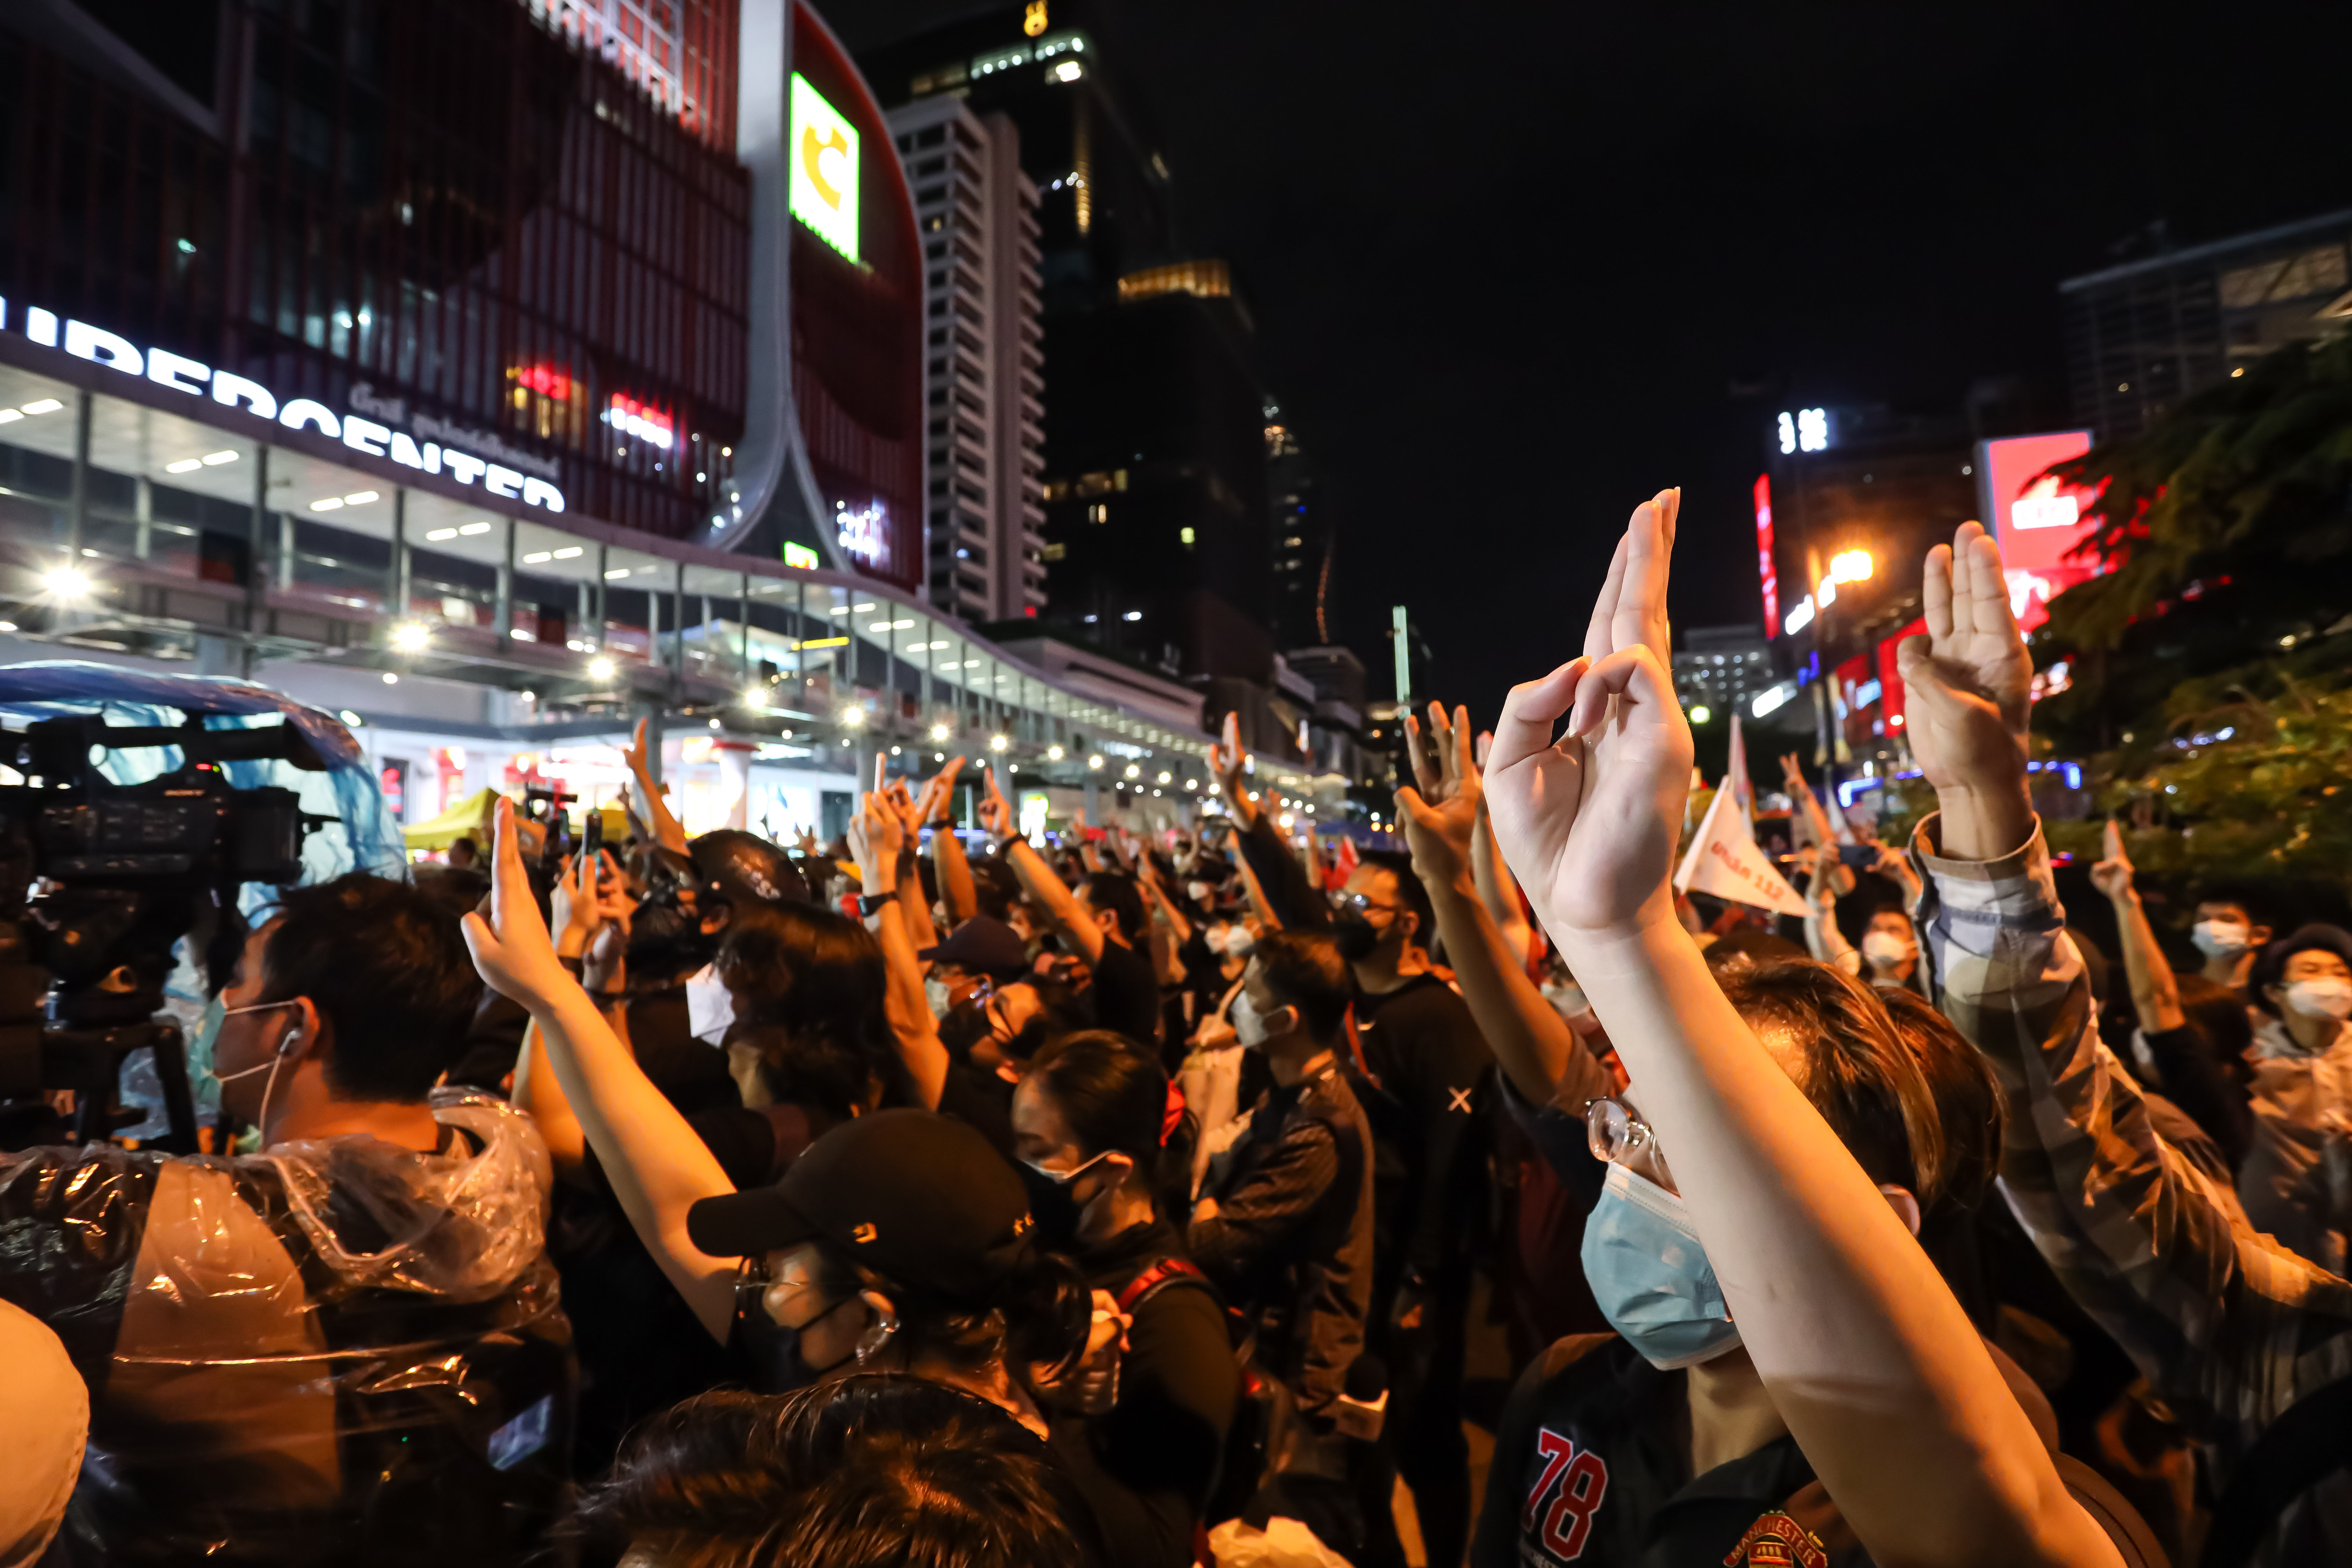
top-left (1086, 936), bottom-right (1163, 1044)
top-left (1348, 974), bottom-right (1495, 1292)
top-left (1475, 1334), bottom-right (1874, 1568)
top-left (1073, 1218), bottom-right (1238, 1552)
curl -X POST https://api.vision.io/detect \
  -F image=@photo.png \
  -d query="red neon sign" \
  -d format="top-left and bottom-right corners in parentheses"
top-left (1979, 430), bottom-right (2102, 632)
top-left (515, 364), bottom-right (574, 400)
top-left (1754, 474), bottom-right (1779, 636)
top-left (607, 393), bottom-right (676, 450)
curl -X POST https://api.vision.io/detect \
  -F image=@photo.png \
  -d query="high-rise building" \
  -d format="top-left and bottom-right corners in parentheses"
top-left (887, 96), bottom-right (1046, 624)
top-left (1265, 398), bottom-right (1334, 650)
top-left (1672, 627), bottom-right (1773, 717)
top-left (2060, 209), bottom-right (2352, 441)
top-left (854, 3), bottom-right (1176, 308)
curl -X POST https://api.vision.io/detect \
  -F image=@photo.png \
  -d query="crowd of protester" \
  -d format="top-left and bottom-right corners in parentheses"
top-left (4, 500), bottom-right (2352, 1567)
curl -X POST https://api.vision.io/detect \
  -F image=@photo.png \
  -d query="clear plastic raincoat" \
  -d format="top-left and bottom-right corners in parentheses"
top-left (0, 1090), bottom-right (573, 1566)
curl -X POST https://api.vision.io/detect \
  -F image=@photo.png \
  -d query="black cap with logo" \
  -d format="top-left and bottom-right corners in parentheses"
top-left (686, 1109), bottom-right (1035, 1308)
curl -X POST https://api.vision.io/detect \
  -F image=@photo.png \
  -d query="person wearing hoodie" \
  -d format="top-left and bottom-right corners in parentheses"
top-left (2235, 924), bottom-right (2352, 1275)
top-left (0, 873), bottom-right (573, 1567)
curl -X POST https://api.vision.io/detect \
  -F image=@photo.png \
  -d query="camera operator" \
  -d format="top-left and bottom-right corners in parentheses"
top-left (0, 872), bottom-right (572, 1566)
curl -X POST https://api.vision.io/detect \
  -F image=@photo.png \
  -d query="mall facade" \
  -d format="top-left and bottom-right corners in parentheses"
top-left (0, 1), bottom-right (1332, 841)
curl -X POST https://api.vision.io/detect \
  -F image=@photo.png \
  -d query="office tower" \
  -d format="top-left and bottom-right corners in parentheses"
top-left (2060, 209), bottom-right (2352, 441)
top-left (888, 95), bottom-right (1047, 623)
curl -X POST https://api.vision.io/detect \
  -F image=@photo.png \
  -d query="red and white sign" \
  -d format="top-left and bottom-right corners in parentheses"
top-left (1675, 779), bottom-right (1812, 917)
top-left (1977, 430), bottom-right (2102, 632)
top-left (1754, 474), bottom-right (1779, 636)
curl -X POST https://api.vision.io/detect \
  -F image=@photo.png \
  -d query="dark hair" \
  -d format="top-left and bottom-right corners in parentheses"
top-left (2192, 884), bottom-right (2279, 932)
top-left (411, 864), bottom-right (489, 923)
top-left (1358, 849), bottom-right (1434, 952)
top-left (1710, 955), bottom-right (2002, 1216)
top-left (716, 904), bottom-right (889, 1063)
top-left (448, 836), bottom-right (478, 859)
top-left (2248, 924), bottom-right (2352, 1017)
top-left (971, 860), bottom-right (1022, 923)
top-left (572, 1379), bottom-right (1097, 1568)
top-left (731, 1023), bottom-right (869, 1122)
top-left (1079, 871), bottom-right (1144, 942)
top-left (1028, 1030), bottom-right (1171, 1168)
top-left (808, 1236), bottom-right (1093, 1385)
top-left (998, 976), bottom-right (1092, 1063)
top-left (1864, 903), bottom-right (1915, 930)
top-left (1249, 929), bottom-right (1353, 1042)
top-left (256, 873), bottom-right (483, 1102)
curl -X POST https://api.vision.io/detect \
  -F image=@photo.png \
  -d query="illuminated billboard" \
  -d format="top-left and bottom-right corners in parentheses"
top-left (1976, 429), bottom-right (2101, 632)
top-left (790, 73), bottom-right (861, 262)
top-left (1754, 474), bottom-right (1779, 636)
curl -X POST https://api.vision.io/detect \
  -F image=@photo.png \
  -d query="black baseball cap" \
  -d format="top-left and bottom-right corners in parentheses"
top-left (917, 915), bottom-right (1030, 982)
top-left (686, 1110), bottom-right (1036, 1308)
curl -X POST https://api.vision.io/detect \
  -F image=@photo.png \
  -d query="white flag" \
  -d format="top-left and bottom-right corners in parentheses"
top-left (1821, 777), bottom-right (1858, 845)
top-left (1725, 713), bottom-right (1755, 841)
top-left (1675, 778), bottom-right (1812, 917)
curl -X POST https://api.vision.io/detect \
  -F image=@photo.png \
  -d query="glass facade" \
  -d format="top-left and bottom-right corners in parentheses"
top-left (0, 0), bottom-right (750, 544)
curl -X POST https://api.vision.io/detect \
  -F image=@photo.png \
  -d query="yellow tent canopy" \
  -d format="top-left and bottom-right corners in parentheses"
top-left (401, 788), bottom-right (631, 852)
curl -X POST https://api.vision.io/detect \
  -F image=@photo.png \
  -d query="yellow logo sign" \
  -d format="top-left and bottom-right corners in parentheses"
top-left (788, 74), bottom-right (860, 262)
top-left (1024, 1), bottom-right (1049, 37)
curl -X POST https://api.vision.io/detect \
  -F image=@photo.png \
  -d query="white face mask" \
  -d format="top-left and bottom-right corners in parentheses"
top-left (2283, 978), bottom-right (2352, 1023)
top-left (1186, 881), bottom-right (1215, 906)
top-left (2192, 920), bottom-right (2253, 960)
top-left (686, 963), bottom-right (735, 1045)
top-left (1861, 931), bottom-right (1916, 969)
top-left (924, 976), bottom-right (954, 1020)
top-left (1230, 991), bottom-right (1294, 1050)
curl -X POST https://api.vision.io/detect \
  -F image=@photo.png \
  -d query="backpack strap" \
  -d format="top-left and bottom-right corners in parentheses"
top-left (1115, 1255), bottom-right (1215, 1317)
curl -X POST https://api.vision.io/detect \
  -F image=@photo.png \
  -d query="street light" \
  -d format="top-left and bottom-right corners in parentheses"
top-left (1689, 705), bottom-right (1712, 724)
top-left (390, 622), bottom-right (430, 653)
top-left (1087, 754), bottom-right (1104, 770)
top-left (1046, 745), bottom-right (1064, 761)
top-left (40, 566), bottom-right (90, 601)
top-left (930, 723), bottom-right (950, 741)
top-left (842, 707), bottom-right (864, 727)
top-left (589, 656), bottom-right (616, 681)
top-left (989, 734), bottom-right (1009, 752)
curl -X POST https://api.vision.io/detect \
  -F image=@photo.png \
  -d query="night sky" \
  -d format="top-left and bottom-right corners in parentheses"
top-left (833, 1), bottom-right (2352, 723)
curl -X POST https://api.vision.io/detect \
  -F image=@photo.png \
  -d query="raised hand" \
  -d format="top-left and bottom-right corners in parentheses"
top-left (460, 798), bottom-right (575, 1011)
top-left (1483, 491), bottom-right (1692, 938)
top-left (1395, 702), bottom-right (1480, 889)
top-left (979, 764), bottom-right (1015, 839)
top-left (1780, 751), bottom-right (1809, 793)
top-left (917, 756), bottom-right (967, 825)
top-left (552, 844), bottom-right (604, 956)
top-left (1895, 522), bottom-right (2035, 858)
top-left (2089, 818), bottom-right (2135, 901)
top-left (621, 717), bottom-right (654, 784)
top-left (1896, 522), bottom-right (2032, 796)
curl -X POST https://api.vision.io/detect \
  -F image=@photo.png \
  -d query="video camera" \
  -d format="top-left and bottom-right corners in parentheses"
top-left (0, 712), bottom-right (331, 1152)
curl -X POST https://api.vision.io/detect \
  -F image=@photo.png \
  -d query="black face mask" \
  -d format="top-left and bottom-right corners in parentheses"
top-left (1330, 910), bottom-right (1382, 962)
top-left (735, 1290), bottom-right (858, 1394)
top-left (1018, 1154), bottom-right (1108, 1250)
top-left (938, 1001), bottom-right (997, 1062)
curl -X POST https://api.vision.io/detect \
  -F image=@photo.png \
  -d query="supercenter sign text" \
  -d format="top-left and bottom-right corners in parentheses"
top-left (0, 300), bottom-right (568, 513)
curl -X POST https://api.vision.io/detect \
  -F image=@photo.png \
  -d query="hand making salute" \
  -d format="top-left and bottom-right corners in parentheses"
top-left (1473, 492), bottom-right (2128, 1568)
top-left (1906, 522), bottom-right (2352, 1568)
top-left (462, 799), bottom-right (1184, 1566)
top-left (976, 764), bottom-right (1163, 1044)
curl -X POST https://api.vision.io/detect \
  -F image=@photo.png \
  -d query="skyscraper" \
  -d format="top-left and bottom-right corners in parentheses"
top-left (1265, 397), bottom-right (1333, 649)
top-left (888, 95), bottom-right (1047, 623)
top-left (2060, 209), bottom-right (2352, 441)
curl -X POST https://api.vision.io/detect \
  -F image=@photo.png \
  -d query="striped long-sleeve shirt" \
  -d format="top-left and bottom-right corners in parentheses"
top-left (1913, 813), bottom-right (2352, 1469)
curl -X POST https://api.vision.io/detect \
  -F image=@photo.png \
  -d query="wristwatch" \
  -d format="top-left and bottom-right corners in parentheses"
top-left (855, 891), bottom-right (895, 918)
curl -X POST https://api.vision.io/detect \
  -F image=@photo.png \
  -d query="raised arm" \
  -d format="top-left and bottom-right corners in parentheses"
top-left (924, 757), bottom-right (979, 925)
top-left (1208, 712), bottom-right (1258, 832)
top-left (2087, 820), bottom-right (2185, 1036)
top-left (621, 717), bottom-right (689, 855)
top-left (851, 793), bottom-right (951, 1111)
top-left (1485, 497), bottom-right (2114, 1568)
top-left (1781, 751), bottom-right (1856, 896)
top-left (979, 765), bottom-right (1107, 967)
top-left (1134, 849), bottom-right (1194, 948)
top-left (1801, 860), bottom-right (1862, 975)
top-left (463, 801), bottom-right (738, 1341)
top-left (1902, 525), bottom-right (2348, 1446)
top-left (1396, 700), bottom-right (1605, 1111)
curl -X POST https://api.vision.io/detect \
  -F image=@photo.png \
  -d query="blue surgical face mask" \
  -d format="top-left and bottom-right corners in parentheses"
top-left (1580, 1161), bottom-right (1742, 1370)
